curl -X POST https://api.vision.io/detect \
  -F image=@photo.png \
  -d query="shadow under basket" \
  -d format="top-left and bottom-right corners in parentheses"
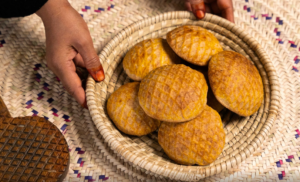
top-left (86, 12), bottom-right (280, 181)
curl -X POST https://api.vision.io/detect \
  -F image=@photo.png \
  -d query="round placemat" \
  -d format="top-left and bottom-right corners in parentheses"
top-left (0, 0), bottom-right (299, 181)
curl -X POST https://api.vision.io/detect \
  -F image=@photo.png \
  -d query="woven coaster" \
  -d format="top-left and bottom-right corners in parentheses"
top-left (0, 0), bottom-right (300, 181)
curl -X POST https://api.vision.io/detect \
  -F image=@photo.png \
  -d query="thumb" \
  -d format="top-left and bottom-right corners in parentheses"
top-left (74, 38), bottom-right (105, 82)
top-left (186, 0), bottom-right (206, 19)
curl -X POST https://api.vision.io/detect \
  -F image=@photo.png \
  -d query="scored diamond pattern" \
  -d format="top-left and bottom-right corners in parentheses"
top-left (167, 25), bottom-right (223, 66)
top-left (107, 82), bottom-right (161, 136)
top-left (208, 51), bottom-right (264, 116)
top-left (139, 64), bottom-right (208, 122)
top-left (0, 116), bottom-right (69, 182)
top-left (123, 38), bottom-right (181, 81)
top-left (158, 106), bottom-right (225, 165)
top-left (0, 97), bottom-right (11, 118)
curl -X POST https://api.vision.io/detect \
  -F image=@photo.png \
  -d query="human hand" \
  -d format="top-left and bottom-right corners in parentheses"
top-left (36, 0), bottom-right (104, 108)
top-left (185, 0), bottom-right (234, 23)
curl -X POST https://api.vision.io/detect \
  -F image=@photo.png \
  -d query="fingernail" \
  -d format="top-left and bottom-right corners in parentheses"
top-left (88, 65), bottom-right (105, 82)
top-left (94, 69), bottom-right (105, 81)
top-left (81, 100), bottom-right (88, 109)
top-left (196, 10), bottom-right (205, 19)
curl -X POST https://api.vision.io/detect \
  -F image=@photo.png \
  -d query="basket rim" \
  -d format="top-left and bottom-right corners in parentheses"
top-left (86, 11), bottom-right (279, 181)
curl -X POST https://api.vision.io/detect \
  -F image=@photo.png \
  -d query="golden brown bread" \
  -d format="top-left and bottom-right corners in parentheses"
top-left (158, 106), bottom-right (225, 165)
top-left (0, 116), bottom-right (69, 182)
top-left (107, 82), bottom-right (161, 136)
top-left (167, 25), bottom-right (223, 66)
top-left (208, 51), bottom-right (264, 116)
top-left (123, 38), bottom-right (181, 81)
top-left (0, 96), bottom-right (11, 118)
top-left (138, 64), bottom-right (208, 122)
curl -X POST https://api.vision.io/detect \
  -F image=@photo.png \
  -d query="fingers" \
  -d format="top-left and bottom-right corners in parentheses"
top-left (216, 0), bottom-right (234, 23)
top-left (185, 1), bottom-right (192, 11)
top-left (41, 5), bottom-right (99, 108)
top-left (84, 57), bottom-right (105, 82)
top-left (185, 0), bottom-right (206, 19)
top-left (49, 59), bottom-right (87, 108)
top-left (191, 3), bottom-right (206, 19)
top-left (187, 1), bottom-right (211, 13)
top-left (73, 29), bottom-right (105, 82)
top-left (221, 7), bottom-right (234, 23)
top-left (62, 68), bottom-right (87, 108)
top-left (205, 0), bottom-right (234, 23)
top-left (220, 0), bottom-right (234, 23)
top-left (204, 0), bottom-right (216, 3)
top-left (73, 53), bottom-right (86, 68)
top-left (205, 4), bottom-right (212, 13)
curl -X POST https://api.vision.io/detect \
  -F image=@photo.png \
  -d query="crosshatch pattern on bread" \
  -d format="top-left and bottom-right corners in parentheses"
top-left (107, 82), bottom-right (161, 136)
top-left (167, 25), bottom-right (223, 66)
top-left (208, 51), bottom-right (264, 116)
top-left (158, 106), bottom-right (225, 165)
top-left (123, 38), bottom-right (181, 81)
top-left (138, 64), bottom-right (208, 122)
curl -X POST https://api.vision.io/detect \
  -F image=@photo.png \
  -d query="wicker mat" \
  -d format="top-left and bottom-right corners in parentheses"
top-left (0, 0), bottom-right (299, 181)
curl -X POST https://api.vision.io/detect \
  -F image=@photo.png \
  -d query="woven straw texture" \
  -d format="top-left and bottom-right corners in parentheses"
top-left (86, 10), bottom-right (279, 181)
top-left (1, 0), bottom-right (300, 181)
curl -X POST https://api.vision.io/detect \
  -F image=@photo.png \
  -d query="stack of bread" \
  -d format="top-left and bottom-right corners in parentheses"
top-left (107, 25), bottom-right (264, 165)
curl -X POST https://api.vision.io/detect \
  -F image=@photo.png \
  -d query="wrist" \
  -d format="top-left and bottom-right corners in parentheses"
top-left (36, 0), bottom-right (71, 27)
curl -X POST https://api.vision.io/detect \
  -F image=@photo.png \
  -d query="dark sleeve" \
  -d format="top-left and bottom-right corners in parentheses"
top-left (0, 0), bottom-right (48, 18)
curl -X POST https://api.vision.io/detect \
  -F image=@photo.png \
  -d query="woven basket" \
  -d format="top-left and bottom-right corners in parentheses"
top-left (86, 11), bottom-right (279, 181)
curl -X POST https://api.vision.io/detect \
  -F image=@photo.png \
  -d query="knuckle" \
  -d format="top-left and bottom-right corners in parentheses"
top-left (78, 41), bottom-right (88, 48)
top-left (77, 38), bottom-right (91, 49)
top-left (63, 83), bottom-right (76, 97)
top-left (68, 89), bottom-right (77, 98)
top-left (62, 81), bottom-right (82, 100)
top-left (85, 56), bottom-right (100, 69)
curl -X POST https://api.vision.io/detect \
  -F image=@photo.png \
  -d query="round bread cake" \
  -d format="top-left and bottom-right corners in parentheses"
top-left (0, 116), bottom-right (69, 182)
top-left (208, 51), bottom-right (264, 116)
top-left (138, 64), bottom-right (208, 122)
top-left (0, 96), bottom-right (11, 118)
top-left (158, 106), bottom-right (225, 165)
top-left (107, 82), bottom-right (161, 136)
top-left (166, 25), bottom-right (223, 66)
top-left (123, 38), bottom-right (181, 81)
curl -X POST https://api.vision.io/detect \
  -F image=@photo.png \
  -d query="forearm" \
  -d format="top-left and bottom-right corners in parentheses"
top-left (36, 0), bottom-right (71, 28)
